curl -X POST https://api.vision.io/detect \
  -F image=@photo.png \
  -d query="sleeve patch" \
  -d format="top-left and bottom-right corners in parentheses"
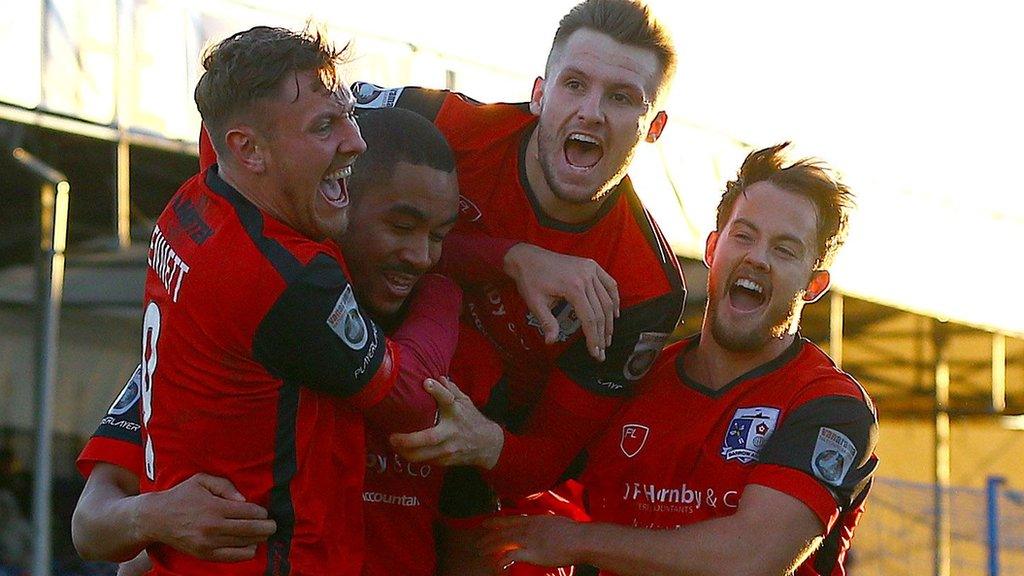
top-left (108, 365), bottom-right (142, 416)
top-left (327, 285), bottom-right (369, 350)
top-left (623, 331), bottom-right (669, 381)
top-left (526, 301), bottom-right (581, 343)
top-left (811, 427), bottom-right (858, 487)
top-left (353, 82), bottom-right (404, 109)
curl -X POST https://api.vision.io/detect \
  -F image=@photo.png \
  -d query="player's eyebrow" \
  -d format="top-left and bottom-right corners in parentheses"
top-left (733, 217), bottom-right (809, 251)
top-left (388, 203), bottom-right (425, 220)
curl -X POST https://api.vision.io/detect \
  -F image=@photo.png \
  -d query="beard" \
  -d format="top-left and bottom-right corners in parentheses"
top-left (533, 121), bottom-right (631, 206)
top-left (707, 285), bottom-right (803, 352)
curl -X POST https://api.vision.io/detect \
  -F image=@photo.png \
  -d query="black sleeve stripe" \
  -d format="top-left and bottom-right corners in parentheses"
top-left (264, 381), bottom-right (298, 574)
top-left (91, 365), bottom-right (144, 445)
top-left (350, 82), bottom-right (448, 122)
top-left (557, 291), bottom-right (684, 397)
top-left (760, 395), bottom-right (878, 508)
top-left (253, 253), bottom-right (388, 397)
top-left (396, 87), bottom-right (447, 121)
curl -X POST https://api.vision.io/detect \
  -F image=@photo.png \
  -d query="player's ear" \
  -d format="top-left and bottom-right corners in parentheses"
top-left (803, 269), bottom-right (831, 303)
top-left (703, 231), bottom-right (719, 268)
top-left (645, 111), bottom-right (668, 143)
top-left (226, 126), bottom-right (265, 174)
top-left (529, 77), bottom-right (545, 116)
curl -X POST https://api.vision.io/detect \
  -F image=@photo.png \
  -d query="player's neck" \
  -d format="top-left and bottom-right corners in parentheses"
top-left (688, 330), bottom-right (796, 391)
top-left (220, 165), bottom-right (289, 226)
top-left (524, 131), bottom-right (605, 225)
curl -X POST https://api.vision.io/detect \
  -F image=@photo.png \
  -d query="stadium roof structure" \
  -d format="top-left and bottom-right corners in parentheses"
top-left (1, 0), bottom-right (1022, 430)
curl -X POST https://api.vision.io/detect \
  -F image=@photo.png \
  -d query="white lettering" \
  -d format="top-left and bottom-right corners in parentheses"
top-left (624, 482), bottom-right (720, 509)
top-left (147, 226), bottom-right (190, 303)
top-left (353, 333), bottom-right (380, 379)
top-left (100, 416), bottom-right (141, 432)
top-left (362, 491), bottom-right (421, 507)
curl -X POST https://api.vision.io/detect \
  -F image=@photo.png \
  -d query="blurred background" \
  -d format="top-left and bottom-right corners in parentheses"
top-left (0, 1), bottom-right (1021, 575)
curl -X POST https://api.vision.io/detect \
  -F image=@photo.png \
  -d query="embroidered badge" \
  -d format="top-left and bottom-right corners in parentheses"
top-left (721, 407), bottom-right (780, 464)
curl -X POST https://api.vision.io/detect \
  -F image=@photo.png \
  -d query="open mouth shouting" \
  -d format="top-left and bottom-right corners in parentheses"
top-left (564, 132), bottom-right (604, 170)
top-left (320, 164), bottom-right (352, 208)
top-left (728, 276), bottom-right (769, 313)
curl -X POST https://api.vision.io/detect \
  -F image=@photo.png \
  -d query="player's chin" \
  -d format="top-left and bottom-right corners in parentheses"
top-left (313, 207), bottom-right (349, 240)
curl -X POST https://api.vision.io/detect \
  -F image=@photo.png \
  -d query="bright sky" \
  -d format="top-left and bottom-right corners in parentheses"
top-left (296, 0), bottom-right (1023, 336)
top-left (9, 0), bottom-right (1019, 335)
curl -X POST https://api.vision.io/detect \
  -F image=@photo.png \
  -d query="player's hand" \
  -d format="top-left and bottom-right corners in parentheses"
top-left (481, 514), bottom-right (580, 571)
top-left (389, 377), bottom-right (505, 470)
top-left (138, 473), bottom-right (277, 562)
top-left (503, 244), bottom-right (619, 362)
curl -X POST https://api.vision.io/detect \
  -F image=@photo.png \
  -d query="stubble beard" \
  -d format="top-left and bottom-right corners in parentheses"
top-left (534, 122), bottom-right (633, 207)
top-left (706, 283), bottom-right (802, 353)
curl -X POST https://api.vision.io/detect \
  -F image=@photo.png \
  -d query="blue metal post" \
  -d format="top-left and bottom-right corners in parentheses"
top-left (987, 476), bottom-right (1005, 576)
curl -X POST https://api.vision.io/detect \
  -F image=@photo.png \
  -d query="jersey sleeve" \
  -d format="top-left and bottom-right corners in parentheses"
top-left (558, 291), bottom-right (683, 398)
top-left (364, 274), bottom-right (463, 434)
top-left (482, 292), bottom-right (683, 497)
top-left (352, 82), bottom-right (449, 121)
top-left (254, 255), bottom-right (460, 432)
top-left (253, 252), bottom-right (393, 403)
top-left (435, 230), bottom-right (520, 285)
top-left (751, 394), bottom-right (879, 531)
top-left (76, 365), bottom-right (145, 479)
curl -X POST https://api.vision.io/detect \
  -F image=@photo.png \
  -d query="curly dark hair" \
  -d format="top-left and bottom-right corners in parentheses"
top-left (717, 143), bottom-right (855, 269)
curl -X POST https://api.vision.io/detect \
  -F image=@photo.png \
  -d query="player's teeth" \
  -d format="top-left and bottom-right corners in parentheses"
top-left (735, 279), bottom-right (763, 293)
top-left (569, 133), bottom-right (598, 144)
top-left (323, 166), bottom-right (351, 181)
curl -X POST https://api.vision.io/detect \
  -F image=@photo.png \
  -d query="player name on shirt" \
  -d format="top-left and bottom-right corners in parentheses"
top-left (147, 224), bottom-right (190, 303)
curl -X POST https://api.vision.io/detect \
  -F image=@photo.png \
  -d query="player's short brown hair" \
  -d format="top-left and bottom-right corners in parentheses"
top-left (548, 0), bottom-right (676, 99)
top-left (194, 26), bottom-right (347, 154)
top-left (718, 143), bottom-right (854, 269)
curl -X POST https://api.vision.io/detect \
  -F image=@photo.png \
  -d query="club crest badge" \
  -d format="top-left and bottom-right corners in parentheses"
top-left (623, 332), bottom-right (669, 381)
top-left (327, 285), bottom-right (369, 350)
top-left (108, 365), bottom-right (143, 416)
top-left (526, 300), bottom-right (581, 342)
top-left (811, 427), bottom-right (857, 486)
top-left (721, 407), bottom-right (780, 464)
top-left (620, 424), bottom-right (650, 458)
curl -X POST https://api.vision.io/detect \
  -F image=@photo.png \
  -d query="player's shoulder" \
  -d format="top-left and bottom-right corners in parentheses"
top-left (352, 82), bottom-right (533, 143)
top-left (603, 176), bottom-right (686, 301)
top-left (790, 338), bottom-right (875, 410)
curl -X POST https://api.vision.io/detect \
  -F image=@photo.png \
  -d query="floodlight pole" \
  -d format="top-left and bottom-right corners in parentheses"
top-left (115, 0), bottom-right (134, 250)
top-left (12, 147), bottom-right (70, 576)
top-left (932, 319), bottom-right (951, 576)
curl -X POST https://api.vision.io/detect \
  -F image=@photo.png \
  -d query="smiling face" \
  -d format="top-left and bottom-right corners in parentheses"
top-left (704, 181), bottom-right (830, 352)
top-left (339, 161), bottom-right (459, 318)
top-left (254, 70), bottom-right (366, 240)
top-left (527, 28), bottom-right (666, 223)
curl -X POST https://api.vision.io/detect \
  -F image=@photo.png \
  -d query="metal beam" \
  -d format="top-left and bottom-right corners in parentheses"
top-left (992, 333), bottom-right (1006, 413)
top-left (0, 102), bottom-right (198, 156)
top-left (932, 320), bottom-right (951, 576)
